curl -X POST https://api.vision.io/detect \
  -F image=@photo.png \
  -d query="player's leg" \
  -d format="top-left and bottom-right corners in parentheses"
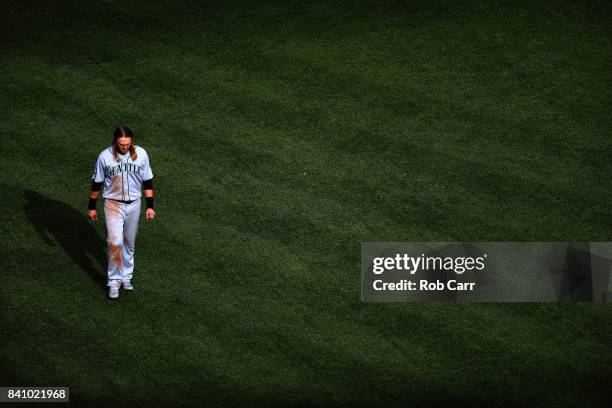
top-left (120, 198), bottom-right (141, 287)
top-left (104, 199), bottom-right (125, 289)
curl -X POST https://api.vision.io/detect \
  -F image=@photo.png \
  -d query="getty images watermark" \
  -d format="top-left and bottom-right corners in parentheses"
top-left (361, 242), bottom-right (612, 302)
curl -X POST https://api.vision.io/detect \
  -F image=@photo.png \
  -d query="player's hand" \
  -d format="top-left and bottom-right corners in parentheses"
top-left (88, 210), bottom-right (98, 221)
top-left (146, 208), bottom-right (156, 220)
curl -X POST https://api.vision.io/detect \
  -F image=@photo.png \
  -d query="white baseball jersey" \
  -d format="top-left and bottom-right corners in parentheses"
top-left (92, 145), bottom-right (153, 201)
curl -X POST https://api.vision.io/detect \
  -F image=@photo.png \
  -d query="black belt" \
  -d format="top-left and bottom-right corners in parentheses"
top-left (109, 198), bottom-right (136, 204)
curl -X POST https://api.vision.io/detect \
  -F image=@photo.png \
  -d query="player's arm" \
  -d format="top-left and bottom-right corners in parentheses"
top-left (89, 154), bottom-right (105, 221)
top-left (141, 150), bottom-right (155, 220)
top-left (143, 178), bottom-right (155, 220)
top-left (88, 181), bottom-right (103, 221)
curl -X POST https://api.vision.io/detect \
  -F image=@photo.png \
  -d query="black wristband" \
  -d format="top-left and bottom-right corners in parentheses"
top-left (145, 196), bottom-right (154, 209)
top-left (88, 198), bottom-right (98, 210)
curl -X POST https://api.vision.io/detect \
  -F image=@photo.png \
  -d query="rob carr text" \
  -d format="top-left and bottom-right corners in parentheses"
top-left (373, 279), bottom-right (476, 291)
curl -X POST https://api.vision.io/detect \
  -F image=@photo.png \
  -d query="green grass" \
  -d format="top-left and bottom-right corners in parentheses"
top-left (1, 0), bottom-right (611, 406)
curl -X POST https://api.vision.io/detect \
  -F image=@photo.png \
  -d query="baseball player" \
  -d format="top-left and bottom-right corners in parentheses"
top-left (87, 126), bottom-right (155, 299)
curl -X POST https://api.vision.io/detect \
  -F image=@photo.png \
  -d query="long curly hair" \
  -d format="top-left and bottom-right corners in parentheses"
top-left (112, 126), bottom-right (138, 162)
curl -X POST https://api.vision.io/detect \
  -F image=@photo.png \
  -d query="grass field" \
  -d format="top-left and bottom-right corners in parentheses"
top-left (1, 0), bottom-right (611, 406)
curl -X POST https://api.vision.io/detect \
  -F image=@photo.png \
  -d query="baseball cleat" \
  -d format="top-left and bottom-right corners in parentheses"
top-left (108, 282), bottom-right (120, 299)
top-left (122, 281), bottom-right (134, 291)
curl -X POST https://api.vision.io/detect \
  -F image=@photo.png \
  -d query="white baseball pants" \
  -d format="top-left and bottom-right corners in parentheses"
top-left (103, 198), bottom-right (141, 287)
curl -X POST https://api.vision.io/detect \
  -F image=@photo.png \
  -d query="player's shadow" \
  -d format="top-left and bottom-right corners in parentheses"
top-left (23, 190), bottom-right (107, 290)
